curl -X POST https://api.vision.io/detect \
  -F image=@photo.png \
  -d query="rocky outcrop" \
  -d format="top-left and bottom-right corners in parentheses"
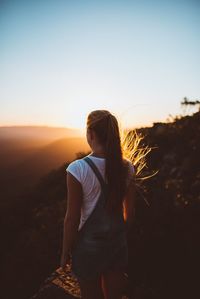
top-left (30, 265), bottom-right (81, 299)
top-left (30, 264), bottom-right (129, 298)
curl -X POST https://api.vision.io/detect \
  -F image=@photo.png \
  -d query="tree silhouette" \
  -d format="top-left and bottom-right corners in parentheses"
top-left (181, 97), bottom-right (200, 114)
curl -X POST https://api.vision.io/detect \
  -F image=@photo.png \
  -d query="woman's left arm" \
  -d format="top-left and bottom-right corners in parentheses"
top-left (60, 172), bottom-right (83, 269)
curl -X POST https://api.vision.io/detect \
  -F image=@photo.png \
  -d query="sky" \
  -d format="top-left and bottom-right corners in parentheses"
top-left (1, 0), bottom-right (200, 130)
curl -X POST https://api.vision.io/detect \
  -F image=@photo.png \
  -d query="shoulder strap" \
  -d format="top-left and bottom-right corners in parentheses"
top-left (83, 156), bottom-right (108, 194)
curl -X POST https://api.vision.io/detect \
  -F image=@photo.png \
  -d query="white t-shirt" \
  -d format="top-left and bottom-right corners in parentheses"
top-left (66, 153), bottom-right (135, 230)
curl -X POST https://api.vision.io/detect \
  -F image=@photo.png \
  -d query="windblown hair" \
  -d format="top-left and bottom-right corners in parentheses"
top-left (87, 110), bottom-right (131, 215)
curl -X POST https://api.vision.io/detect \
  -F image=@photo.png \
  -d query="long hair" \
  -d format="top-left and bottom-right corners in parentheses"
top-left (87, 110), bottom-right (130, 215)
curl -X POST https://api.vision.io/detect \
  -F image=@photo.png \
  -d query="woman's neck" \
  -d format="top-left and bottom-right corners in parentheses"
top-left (90, 151), bottom-right (106, 158)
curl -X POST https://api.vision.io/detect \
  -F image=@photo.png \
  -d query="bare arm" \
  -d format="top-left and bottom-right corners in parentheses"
top-left (60, 172), bottom-right (83, 264)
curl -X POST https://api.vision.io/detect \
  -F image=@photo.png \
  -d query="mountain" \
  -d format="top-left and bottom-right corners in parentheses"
top-left (0, 125), bottom-right (83, 141)
top-left (1, 136), bottom-right (90, 188)
top-left (0, 126), bottom-right (90, 204)
top-left (0, 125), bottom-right (84, 172)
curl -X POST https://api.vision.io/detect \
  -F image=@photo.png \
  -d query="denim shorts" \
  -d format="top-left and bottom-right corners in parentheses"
top-left (71, 233), bottom-right (128, 281)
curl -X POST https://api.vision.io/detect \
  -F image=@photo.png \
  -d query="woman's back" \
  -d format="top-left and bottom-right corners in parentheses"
top-left (66, 153), bottom-right (135, 231)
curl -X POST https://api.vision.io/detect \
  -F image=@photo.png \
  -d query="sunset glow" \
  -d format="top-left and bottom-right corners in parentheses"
top-left (1, 0), bottom-right (199, 130)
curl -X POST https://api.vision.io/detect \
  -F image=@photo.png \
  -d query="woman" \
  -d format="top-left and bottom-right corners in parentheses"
top-left (60, 110), bottom-right (135, 299)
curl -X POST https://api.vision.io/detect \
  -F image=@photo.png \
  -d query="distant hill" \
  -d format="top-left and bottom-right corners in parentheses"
top-left (0, 136), bottom-right (90, 202)
top-left (0, 125), bottom-right (83, 142)
top-left (0, 125), bottom-right (89, 201)
top-left (0, 125), bottom-right (85, 175)
top-left (13, 136), bottom-right (90, 183)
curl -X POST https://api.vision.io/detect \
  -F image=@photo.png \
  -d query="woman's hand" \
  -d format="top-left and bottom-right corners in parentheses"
top-left (60, 251), bottom-right (71, 270)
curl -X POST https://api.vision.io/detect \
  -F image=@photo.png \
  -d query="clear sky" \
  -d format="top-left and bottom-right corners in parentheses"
top-left (1, 0), bottom-right (200, 130)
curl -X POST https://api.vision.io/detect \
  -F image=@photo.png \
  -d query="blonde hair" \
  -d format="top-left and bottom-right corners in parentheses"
top-left (120, 126), bottom-right (158, 206)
